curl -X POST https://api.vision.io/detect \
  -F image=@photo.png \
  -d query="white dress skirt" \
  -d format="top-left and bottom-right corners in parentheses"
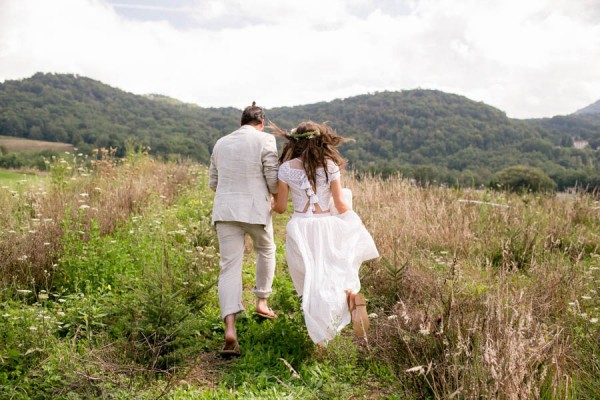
top-left (285, 193), bottom-right (379, 344)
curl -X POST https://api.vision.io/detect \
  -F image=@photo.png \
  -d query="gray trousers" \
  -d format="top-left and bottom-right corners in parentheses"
top-left (216, 221), bottom-right (276, 320)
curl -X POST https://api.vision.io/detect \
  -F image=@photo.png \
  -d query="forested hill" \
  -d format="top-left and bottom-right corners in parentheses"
top-left (272, 92), bottom-right (600, 188)
top-left (1, 73), bottom-right (599, 188)
top-left (526, 113), bottom-right (600, 148)
top-left (0, 73), bottom-right (240, 162)
top-left (270, 91), bottom-right (581, 178)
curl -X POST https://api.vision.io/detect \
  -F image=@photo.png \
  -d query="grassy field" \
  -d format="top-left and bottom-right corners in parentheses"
top-left (0, 153), bottom-right (599, 399)
top-left (0, 135), bottom-right (74, 153)
top-left (0, 169), bottom-right (46, 191)
top-left (0, 169), bottom-right (45, 186)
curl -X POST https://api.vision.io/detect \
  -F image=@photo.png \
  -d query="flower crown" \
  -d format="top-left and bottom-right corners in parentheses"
top-left (289, 128), bottom-right (321, 140)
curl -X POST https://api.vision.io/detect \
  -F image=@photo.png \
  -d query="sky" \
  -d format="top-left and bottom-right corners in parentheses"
top-left (1, 0), bottom-right (599, 119)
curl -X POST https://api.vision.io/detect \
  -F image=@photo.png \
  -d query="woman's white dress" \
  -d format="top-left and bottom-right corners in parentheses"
top-left (278, 158), bottom-right (379, 344)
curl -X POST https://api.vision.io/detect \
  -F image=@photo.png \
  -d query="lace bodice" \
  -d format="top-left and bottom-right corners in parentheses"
top-left (278, 158), bottom-right (341, 215)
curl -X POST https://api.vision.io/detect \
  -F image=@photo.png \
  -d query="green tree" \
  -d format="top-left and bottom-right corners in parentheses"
top-left (491, 165), bottom-right (557, 193)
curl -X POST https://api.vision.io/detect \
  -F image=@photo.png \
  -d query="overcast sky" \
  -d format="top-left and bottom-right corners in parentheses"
top-left (1, 0), bottom-right (599, 119)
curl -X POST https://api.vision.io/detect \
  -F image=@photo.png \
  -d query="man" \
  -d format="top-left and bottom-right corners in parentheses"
top-left (208, 101), bottom-right (279, 357)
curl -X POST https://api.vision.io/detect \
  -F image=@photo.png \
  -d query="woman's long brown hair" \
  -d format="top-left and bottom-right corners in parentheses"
top-left (269, 121), bottom-right (353, 189)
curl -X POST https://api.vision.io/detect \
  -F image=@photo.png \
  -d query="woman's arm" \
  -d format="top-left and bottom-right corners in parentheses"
top-left (272, 180), bottom-right (289, 214)
top-left (330, 178), bottom-right (349, 214)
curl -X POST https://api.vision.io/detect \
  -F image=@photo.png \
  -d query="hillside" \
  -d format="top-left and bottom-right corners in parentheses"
top-left (575, 99), bottom-right (600, 115)
top-left (1, 73), bottom-right (599, 188)
top-left (527, 94), bottom-right (600, 150)
top-left (270, 91), bottom-right (591, 182)
top-left (0, 73), bottom-right (240, 163)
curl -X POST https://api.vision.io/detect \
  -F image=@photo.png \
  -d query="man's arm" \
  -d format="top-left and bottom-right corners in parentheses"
top-left (262, 135), bottom-right (279, 194)
top-left (208, 153), bottom-right (218, 192)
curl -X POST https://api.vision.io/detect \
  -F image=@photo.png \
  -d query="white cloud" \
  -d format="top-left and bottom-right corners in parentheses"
top-left (0, 0), bottom-right (599, 118)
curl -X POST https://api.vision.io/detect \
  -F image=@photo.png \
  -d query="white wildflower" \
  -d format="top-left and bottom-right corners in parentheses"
top-left (368, 313), bottom-right (378, 319)
top-left (590, 318), bottom-right (598, 324)
top-left (387, 315), bottom-right (398, 320)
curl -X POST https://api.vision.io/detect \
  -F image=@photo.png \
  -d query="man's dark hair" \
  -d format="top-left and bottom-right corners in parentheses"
top-left (241, 101), bottom-right (265, 126)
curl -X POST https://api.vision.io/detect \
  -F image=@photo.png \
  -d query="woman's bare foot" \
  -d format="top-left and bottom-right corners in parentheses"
top-left (345, 289), bottom-right (356, 311)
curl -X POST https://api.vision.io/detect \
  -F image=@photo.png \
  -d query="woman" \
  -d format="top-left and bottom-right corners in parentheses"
top-left (271, 121), bottom-right (379, 345)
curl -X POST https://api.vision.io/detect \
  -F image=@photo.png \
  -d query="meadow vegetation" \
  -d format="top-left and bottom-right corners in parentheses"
top-left (1, 151), bottom-right (598, 399)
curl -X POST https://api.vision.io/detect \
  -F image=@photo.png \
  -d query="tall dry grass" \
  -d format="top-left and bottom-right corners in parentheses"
top-left (344, 173), bottom-right (599, 399)
top-left (0, 153), bottom-right (194, 289)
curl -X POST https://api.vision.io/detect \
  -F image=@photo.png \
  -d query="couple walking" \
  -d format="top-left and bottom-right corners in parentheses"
top-left (208, 102), bottom-right (379, 356)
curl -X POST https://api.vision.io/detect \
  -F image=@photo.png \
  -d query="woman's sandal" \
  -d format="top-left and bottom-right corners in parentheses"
top-left (351, 293), bottom-right (369, 337)
top-left (346, 290), bottom-right (369, 337)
